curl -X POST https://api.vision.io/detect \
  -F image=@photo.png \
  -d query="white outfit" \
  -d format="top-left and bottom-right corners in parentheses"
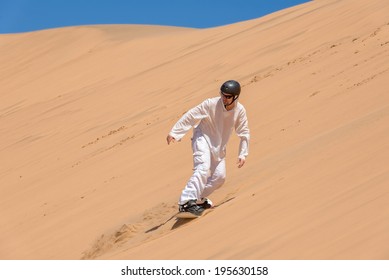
top-left (169, 97), bottom-right (250, 204)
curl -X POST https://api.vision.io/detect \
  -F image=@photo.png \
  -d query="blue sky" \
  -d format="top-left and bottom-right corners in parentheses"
top-left (0, 0), bottom-right (310, 34)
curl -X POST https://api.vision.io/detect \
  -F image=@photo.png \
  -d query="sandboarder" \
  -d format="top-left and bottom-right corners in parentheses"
top-left (167, 80), bottom-right (250, 217)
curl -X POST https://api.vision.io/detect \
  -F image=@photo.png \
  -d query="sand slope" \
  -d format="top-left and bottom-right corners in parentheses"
top-left (1, 0), bottom-right (388, 259)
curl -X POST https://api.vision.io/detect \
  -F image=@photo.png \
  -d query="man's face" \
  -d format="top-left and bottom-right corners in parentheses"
top-left (221, 91), bottom-right (234, 106)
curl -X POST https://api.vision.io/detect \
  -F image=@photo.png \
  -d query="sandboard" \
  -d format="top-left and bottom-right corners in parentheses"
top-left (176, 211), bottom-right (202, 219)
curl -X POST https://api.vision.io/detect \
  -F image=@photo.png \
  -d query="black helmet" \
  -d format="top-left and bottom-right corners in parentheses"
top-left (220, 80), bottom-right (241, 96)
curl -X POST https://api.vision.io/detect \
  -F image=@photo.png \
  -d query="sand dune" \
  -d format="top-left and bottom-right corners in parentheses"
top-left (1, 0), bottom-right (388, 259)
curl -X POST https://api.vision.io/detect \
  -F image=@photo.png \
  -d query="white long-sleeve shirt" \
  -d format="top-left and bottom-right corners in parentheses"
top-left (169, 97), bottom-right (250, 161)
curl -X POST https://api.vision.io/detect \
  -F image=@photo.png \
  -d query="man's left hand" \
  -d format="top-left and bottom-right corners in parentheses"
top-left (237, 157), bottom-right (246, 168)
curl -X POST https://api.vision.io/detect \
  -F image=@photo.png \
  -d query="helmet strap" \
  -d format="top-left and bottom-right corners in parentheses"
top-left (225, 95), bottom-right (239, 108)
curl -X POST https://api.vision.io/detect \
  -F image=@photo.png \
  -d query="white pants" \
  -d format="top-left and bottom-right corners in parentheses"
top-left (179, 133), bottom-right (226, 205)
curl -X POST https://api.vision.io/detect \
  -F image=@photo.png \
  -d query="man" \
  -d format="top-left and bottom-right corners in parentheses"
top-left (167, 80), bottom-right (250, 216)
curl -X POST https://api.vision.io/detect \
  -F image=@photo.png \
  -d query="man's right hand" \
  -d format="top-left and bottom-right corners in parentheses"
top-left (166, 135), bottom-right (176, 145)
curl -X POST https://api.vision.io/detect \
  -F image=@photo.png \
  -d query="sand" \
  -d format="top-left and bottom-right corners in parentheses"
top-left (0, 0), bottom-right (388, 260)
